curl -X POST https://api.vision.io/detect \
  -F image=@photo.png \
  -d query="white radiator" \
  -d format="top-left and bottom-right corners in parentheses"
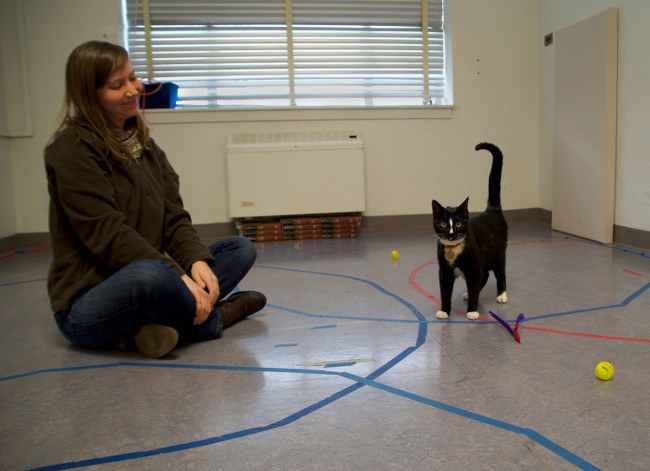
top-left (226, 131), bottom-right (365, 218)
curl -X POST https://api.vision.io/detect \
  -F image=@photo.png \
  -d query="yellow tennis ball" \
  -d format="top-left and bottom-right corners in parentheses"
top-left (594, 361), bottom-right (615, 381)
top-left (391, 250), bottom-right (400, 260)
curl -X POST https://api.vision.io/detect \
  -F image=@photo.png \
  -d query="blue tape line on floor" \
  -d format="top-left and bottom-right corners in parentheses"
top-left (525, 282), bottom-right (648, 322)
top-left (0, 277), bottom-right (47, 287)
top-left (323, 361), bottom-right (356, 368)
top-left (23, 361), bottom-right (598, 471)
top-left (310, 324), bottom-right (337, 330)
top-left (258, 265), bottom-right (428, 347)
top-left (267, 303), bottom-right (422, 324)
top-left (15, 264), bottom-right (598, 471)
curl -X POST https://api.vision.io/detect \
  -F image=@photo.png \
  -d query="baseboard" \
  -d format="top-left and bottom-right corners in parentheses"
top-left (539, 208), bottom-right (552, 224)
top-left (613, 224), bottom-right (650, 251)
top-left (361, 209), bottom-right (648, 250)
top-left (361, 214), bottom-right (431, 232)
top-left (361, 208), bottom-right (544, 232)
top-left (2, 210), bottom-right (648, 252)
top-left (0, 232), bottom-right (50, 254)
top-left (0, 225), bottom-right (238, 254)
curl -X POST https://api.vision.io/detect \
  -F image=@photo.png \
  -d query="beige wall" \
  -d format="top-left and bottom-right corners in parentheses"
top-left (5, 0), bottom-right (540, 233)
top-left (538, 0), bottom-right (650, 232)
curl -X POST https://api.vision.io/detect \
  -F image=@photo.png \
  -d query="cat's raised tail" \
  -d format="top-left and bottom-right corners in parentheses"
top-left (475, 142), bottom-right (503, 210)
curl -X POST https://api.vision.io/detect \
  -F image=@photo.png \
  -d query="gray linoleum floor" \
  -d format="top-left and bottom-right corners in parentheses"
top-left (1, 222), bottom-right (649, 471)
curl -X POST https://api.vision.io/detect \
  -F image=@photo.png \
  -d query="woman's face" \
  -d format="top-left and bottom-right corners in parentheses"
top-left (96, 61), bottom-right (141, 128)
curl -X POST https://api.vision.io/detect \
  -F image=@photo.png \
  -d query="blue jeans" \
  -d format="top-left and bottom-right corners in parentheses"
top-left (54, 236), bottom-right (257, 349)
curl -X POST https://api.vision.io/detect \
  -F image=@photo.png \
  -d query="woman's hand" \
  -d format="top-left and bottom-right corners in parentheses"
top-left (190, 260), bottom-right (219, 304)
top-left (184, 261), bottom-right (219, 325)
top-left (180, 274), bottom-right (211, 325)
top-left (181, 261), bottom-right (219, 325)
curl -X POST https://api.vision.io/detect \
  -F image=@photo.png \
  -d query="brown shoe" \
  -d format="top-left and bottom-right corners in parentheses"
top-left (134, 324), bottom-right (179, 358)
top-left (219, 291), bottom-right (266, 329)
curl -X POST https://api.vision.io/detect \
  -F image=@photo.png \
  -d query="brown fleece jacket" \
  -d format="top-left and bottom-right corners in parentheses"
top-left (44, 128), bottom-right (212, 312)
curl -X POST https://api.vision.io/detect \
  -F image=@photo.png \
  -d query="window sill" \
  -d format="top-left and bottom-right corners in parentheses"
top-left (141, 106), bottom-right (453, 124)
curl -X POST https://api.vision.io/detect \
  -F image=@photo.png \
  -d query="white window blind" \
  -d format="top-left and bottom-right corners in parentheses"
top-left (125, 0), bottom-right (447, 108)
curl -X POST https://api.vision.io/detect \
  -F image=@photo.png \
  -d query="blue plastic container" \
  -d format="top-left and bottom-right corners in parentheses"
top-left (140, 82), bottom-right (179, 109)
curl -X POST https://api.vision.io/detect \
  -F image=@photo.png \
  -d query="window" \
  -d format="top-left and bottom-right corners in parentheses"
top-left (124, 0), bottom-right (448, 108)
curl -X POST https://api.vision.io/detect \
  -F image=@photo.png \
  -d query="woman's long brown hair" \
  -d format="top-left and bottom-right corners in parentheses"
top-left (56, 41), bottom-right (149, 164)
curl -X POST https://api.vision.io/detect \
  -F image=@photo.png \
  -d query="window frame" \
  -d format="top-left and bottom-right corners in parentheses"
top-left (123, 0), bottom-right (453, 111)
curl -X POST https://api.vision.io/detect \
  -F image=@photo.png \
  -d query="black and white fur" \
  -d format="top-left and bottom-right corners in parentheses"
top-left (432, 142), bottom-right (508, 320)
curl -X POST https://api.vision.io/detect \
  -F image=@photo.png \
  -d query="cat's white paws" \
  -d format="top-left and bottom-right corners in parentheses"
top-left (496, 291), bottom-right (508, 303)
top-left (436, 310), bottom-right (449, 319)
top-left (466, 311), bottom-right (480, 320)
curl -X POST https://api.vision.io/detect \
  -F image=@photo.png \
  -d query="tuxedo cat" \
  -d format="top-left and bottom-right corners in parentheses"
top-left (432, 142), bottom-right (508, 320)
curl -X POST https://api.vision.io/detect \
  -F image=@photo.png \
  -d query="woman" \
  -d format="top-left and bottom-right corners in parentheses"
top-left (45, 41), bottom-right (266, 358)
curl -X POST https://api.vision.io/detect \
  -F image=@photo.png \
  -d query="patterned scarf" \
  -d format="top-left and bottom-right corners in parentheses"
top-left (69, 118), bottom-right (145, 165)
top-left (118, 128), bottom-right (143, 162)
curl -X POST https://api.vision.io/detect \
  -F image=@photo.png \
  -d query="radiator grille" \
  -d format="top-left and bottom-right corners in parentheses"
top-left (228, 131), bottom-right (360, 146)
top-left (226, 131), bottom-right (365, 218)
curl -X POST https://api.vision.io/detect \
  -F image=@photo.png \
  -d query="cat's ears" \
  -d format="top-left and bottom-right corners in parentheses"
top-left (431, 197), bottom-right (470, 217)
top-left (458, 197), bottom-right (470, 216)
top-left (431, 199), bottom-right (445, 218)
